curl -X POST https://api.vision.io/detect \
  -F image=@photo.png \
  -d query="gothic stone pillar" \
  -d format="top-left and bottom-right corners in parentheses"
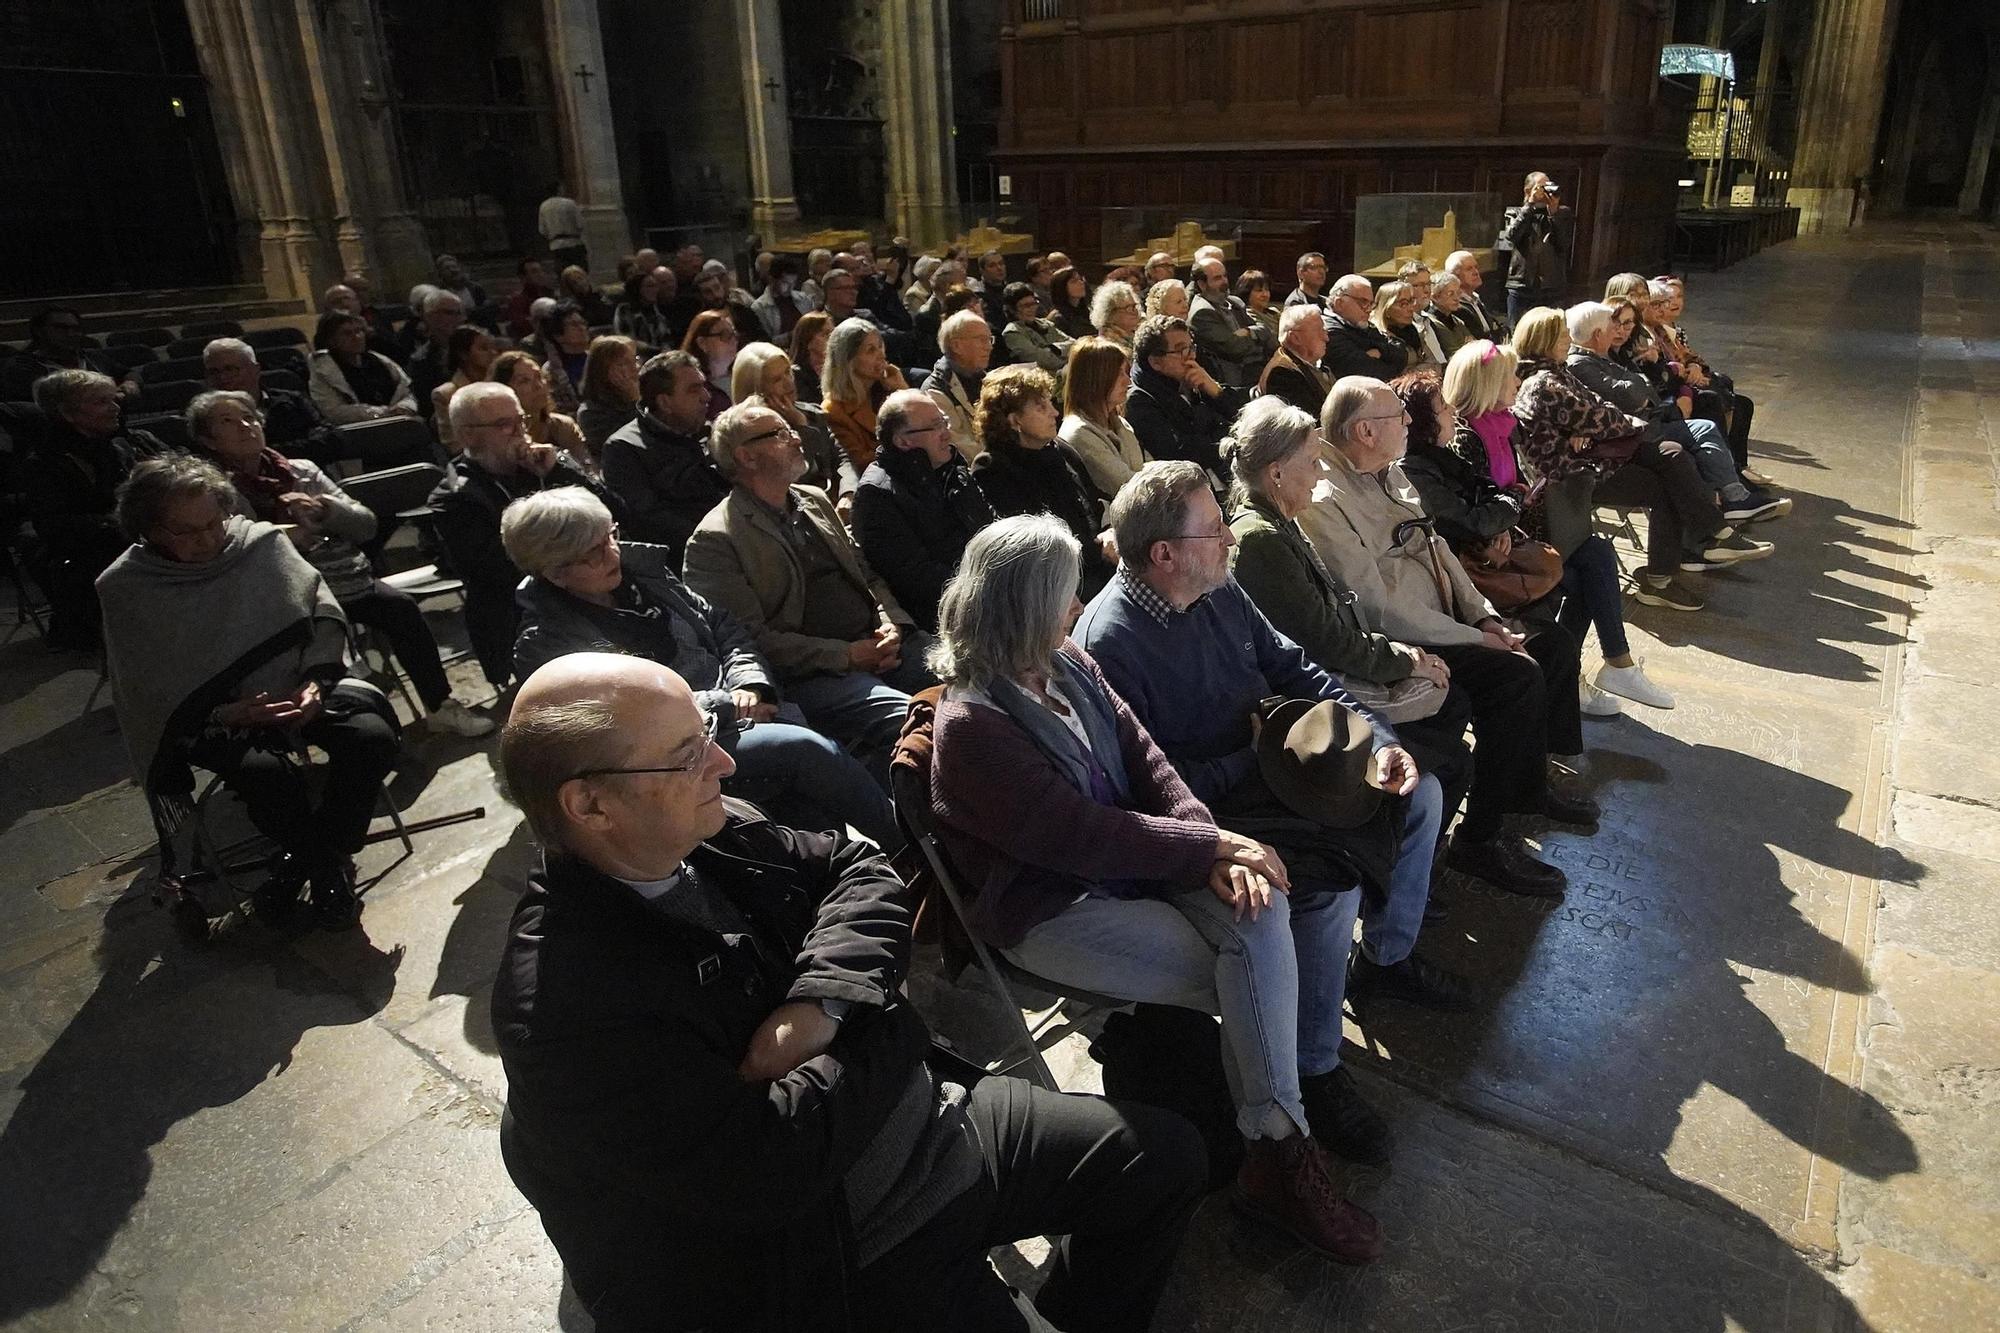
top-left (879, 0), bottom-right (958, 246)
top-left (736, 0), bottom-right (801, 232)
top-left (1787, 0), bottom-right (1903, 232)
top-left (544, 0), bottom-right (633, 279)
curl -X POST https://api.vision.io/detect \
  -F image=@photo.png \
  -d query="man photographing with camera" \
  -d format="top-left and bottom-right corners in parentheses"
top-left (1497, 171), bottom-right (1574, 325)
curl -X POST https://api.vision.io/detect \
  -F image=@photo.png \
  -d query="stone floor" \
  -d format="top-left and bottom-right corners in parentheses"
top-left (2, 219), bottom-right (1998, 1331)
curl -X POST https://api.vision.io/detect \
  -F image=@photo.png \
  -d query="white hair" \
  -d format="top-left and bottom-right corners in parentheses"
top-left (202, 337), bottom-right (255, 365)
top-left (1444, 250), bottom-right (1478, 276)
top-left (1278, 304), bottom-right (1320, 339)
top-left (1331, 273), bottom-right (1373, 302)
top-left (500, 486), bottom-right (615, 576)
top-left (1564, 301), bottom-right (1616, 344)
top-left (1089, 280), bottom-right (1139, 332)
top-left (448, 380), bottom-right (520, 431)
top-left (529, 296), bottom-right (558, 322)
top-left (940, 308), bottom-right (989, 347)
top-left (1647, 278), bottom-right (1676, 302)
top-left (423, 288), bottom-right (464, 315)
top-left (408, 283), bottom-right (439, 309)
top-left (911, 255), bottom-right (941, 284)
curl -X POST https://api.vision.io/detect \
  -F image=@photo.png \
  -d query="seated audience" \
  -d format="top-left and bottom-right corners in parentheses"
top-left (695, 260), bottom-right (765, 346)
top-left (202, 337), bottom-right (357, 470)
top-left (1124, 314), bottom-right (1249, 483)
top-left (325, 279), bottom-right (402, 360)
top-left (922, 309), bottom-right (992, 463)
top-left (504, 259), bottom-right (557, 339)
top-left (1059, 336), bottom-right (1150, 503)
top-left (1144, 279), bottom-right (1190, 321)
top-left (820, 317), bottom-right (910, 472)
top-left (1075, 462), bottom-right (1448, 1167)
top-left (433, 254), bottom-right (488, 314)
top-left (1652, 276), bottom-right (1766, 484)
top-left (99, 455), bottom-right (399, 928)
top-left (751, 256), bottom-right (813, 342)
top-left (557, 264), bottom-right (613, 328)
top-left (612, 266), bottom-right (675, 348)
top-left (663, 243), bottom-right (708, 332)
top-left (3, 307), bottom-right (125, 403)
top-left (1372, 281), bottom-right (1445, 369)
top-left (190, 390), bottom-right (493, 736)
top-left (1563, 303), bottom-right (1782, 525)
top-left (500, 489), bottom-right (898, 847)
top-left (1304, 376), bottom-right (1594, 893)
top-left (1606, 295), bottom-right (1687, 415)
top-left (432, 325), bottom-right (501, 455)
top-left (1510, 310), bottom-right (1767, 603)
top-left (903, 254), bottom-right (939, 314)
top-left (1000, 282), bottom-right (1073, 376)
top-left (1239, 270), bottom-right (1279, 343)
top-left (1024, 256), bottom-right (1053, 309)
top-left (971, 365), bottom-right (1112, 601)
top-left (929, 513), bottom-right (1388, 1264)
top-left (309, 313), bottom-right (419, 424)
top-left (864, 247), bottom-right (914, 332)
top-left (976, 249), bottom-right (1010, 329)
top-left (1089, 279), bottom-right (1142, 355)
top-left (683, 402), bottom-right (935, 789)
top-left (404, 289), bottom-right (468, 415)
top-left (730, 344), bottom-right (851, 500)
top-left (910, 259), bottom-right (968, 359)
top-left (1446, 250), bottom-right (1506, 340)
top-left (851, 389), bottom-right (996, 633)
top-left (539, 301), bottom-right (592, 416)
top-left (680, 311), bottom-right (739, 421)
top-left (1140, 251), bottom-right (1178, 296)
top-left (515, 297), bottom-right (560, 363)
top-left (491, 650), bottom-right (1204, 1330)
top-left (490, 349), bottom-right (587, 464)
top-left (575, 335), bottom-right (641, 460)
top-left (1321, 274), bottom-right (1408, 380)
top-left (1425, 275), bottom-right (1472, 359)
top-left (1046, 266), bottom-right (1094, 339)
top-left (22, 369), bottom-right (160, 648)
top-left (798, 245), bottom-right (834, 308)
top-left (788, 309), bottom-right (833, 404)
top-left (600, 350), bottom-right (727, 562)
top-left (430, 382), bottom-right (613, 687)
top-left (1258, 305), bottom-right (1334, 419)
top-left (1285, 253), bottom-right (1329, 310)
top-left (1188, 259), bottom-right (1274, 389)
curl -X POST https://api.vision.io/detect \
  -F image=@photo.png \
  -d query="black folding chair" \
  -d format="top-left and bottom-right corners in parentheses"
top-left (332, 416), bottom-right (434, 474)
top-left (136, 380), bottom-right (201, 415)
top-left (890, 706), bottom-right (1127, 1091)
top-left (105, 327), bottom-right (173, 348)
top-left (165, 336), bottom-right (212, 360)
top-left (179, 318), bottom-right (245, 339)
top-left (101, 344), bottom-right (161, 375)
top-left (262, 368), bottom-right (306, 396)
top-left (136, 357), bottom-right (206, 386)
top-left (245, 326), bottom-right (309, 350)
top-left (257, 347), bottom-right (308, 380)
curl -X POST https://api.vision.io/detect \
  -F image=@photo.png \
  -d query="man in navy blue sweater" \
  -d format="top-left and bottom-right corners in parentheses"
top-left (1077, 460), bottom-right (1470, 1167)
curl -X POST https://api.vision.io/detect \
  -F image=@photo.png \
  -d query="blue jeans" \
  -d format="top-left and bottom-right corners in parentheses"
top-left (1359, 774), bottom-right (1443, 967)
top-left (1558, 534), bottom-right (1631, 659)
top-left (1666, 417), bottom-right (1747, 501)
top-left (1003, 877), bottom-right (1361, 1141)
top-left (726, 709), bottom-right (903, 852)
top-left (784, 632), bottom-right (940, 791)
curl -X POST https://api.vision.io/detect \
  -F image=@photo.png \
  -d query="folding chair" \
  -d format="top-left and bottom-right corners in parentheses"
top-left (105, 327), bottom-right (173, 349)
top-left (180, 318), bottom-right (245, 339)
top-left (889, 708), bottom-right (1127, 1091)
top-left (165, 336), bottom-right (212, 360)
top-left (101, 344), bottom-right (161, 375)
top-left (245, 326), bottom-right (309, 351)
top-left (136, 356), bottom-right (206, 386)
top-left (332, 416), bottom-right (434, 475)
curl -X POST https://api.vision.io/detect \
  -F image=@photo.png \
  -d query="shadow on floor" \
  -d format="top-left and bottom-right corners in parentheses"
top-left (0, 898), bottom-right (404, 1321)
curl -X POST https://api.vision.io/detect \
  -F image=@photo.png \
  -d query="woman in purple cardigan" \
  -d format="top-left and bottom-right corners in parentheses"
top-left (927, 515), bottom-right (1384, 1267)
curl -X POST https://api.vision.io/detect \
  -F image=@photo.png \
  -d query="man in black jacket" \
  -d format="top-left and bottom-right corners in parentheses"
top-left (1257, 305), bottom-right (1334, 418)
top-left (492, 652), bottom-right (1206, 1332)
top-left (1497, 173), bottom-right (1574, 325)
top-left (429, 382), bottom-right (619, 686)
top-left (599, 351), bottom-right (730, 562)
top-left (1123, 315), bottom-right (1249, 484)
top-left (850, 390), bottom-right (995, 632)
top-left (1320, 275), bottom-right (1408, 382)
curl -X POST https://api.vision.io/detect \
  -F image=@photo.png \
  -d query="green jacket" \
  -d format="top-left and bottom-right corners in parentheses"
top-left (1227, 493), bottom-right (1422, 686)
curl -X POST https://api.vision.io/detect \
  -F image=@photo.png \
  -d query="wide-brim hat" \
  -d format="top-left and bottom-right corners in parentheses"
top-left (1255, 697), bottom-right (1381, 830)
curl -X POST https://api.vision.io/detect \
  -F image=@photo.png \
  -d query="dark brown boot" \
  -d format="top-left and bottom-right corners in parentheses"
top-left (1232, 1134), bottom-right (1384, 1265)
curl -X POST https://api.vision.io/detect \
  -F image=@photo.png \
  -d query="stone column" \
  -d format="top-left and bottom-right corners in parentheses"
top-left (543, 0), bottom-right (632, 279)
top-left (1787, 0), bottom-right (1904, 232)
top-left (735, 0), bottom-right (801, 232)
top-left (879, 0), bottom-right (959, 246)
top-left (1961, 94), bottom-right (2000, 218)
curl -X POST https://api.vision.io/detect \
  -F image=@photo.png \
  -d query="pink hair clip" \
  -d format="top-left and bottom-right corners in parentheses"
top-left (1477, 341), bottom-right (1498, 364)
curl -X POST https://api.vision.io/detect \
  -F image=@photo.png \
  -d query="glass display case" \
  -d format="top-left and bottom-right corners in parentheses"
top-left (1351, 193), bottom-right (1508, 279)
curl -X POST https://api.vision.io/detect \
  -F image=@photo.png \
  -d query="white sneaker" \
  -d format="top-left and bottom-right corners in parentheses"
top-left (427, 698), bottom-right (496, 737)
top-left (1595, 662), bottom-right (1675, 710)
top-left (1580, 682), bottom-right (1624, 717)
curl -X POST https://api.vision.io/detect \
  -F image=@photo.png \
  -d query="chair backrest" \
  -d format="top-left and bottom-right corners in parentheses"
top-left (136, 356), bottom-right (206, 386)
top-left (261, 368), bottom-right (305, 396)
top-left (377, 302), bottom-right (412, 326)
top-left (332, 416), bottom-right (434, 473)
top-left (179, 319), bottom-right (244, 339)
top-left (257, 347), bottom-right (308, 379)
top-left (104, 327), bottom-right (173, 348)
top-left (245, 326), bottom-right (308, 350)
top-left (102, 344), bottom-right (160, 373)
top-left (136, 379), bottom-right (201, 415)
top-left (339, 460), bottom-right (446, 530)
top-left (165, 336), bottom-right (211, 360)
top-left (129, 412), bottom-right (192, 452)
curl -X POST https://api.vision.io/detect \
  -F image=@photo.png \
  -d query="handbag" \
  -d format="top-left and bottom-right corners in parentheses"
top-left (1334, 669), bottom-right (1448, 724)
top-left (1461, 528), bottom-right (1564, 612)
top-left (1528, 470), bottom-right (1599, 559)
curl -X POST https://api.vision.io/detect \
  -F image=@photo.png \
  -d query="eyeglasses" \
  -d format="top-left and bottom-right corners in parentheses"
top-left (465, 413), bottom-right (530, 433)
top-left (566, 713), bottom-right (749, 782)
top-left (1354, 410), bottom-right (1410, 424)
top-left (741, 423), bottom-right (800, 447)
top-left (1170, 531), bottom-right (1230, 542)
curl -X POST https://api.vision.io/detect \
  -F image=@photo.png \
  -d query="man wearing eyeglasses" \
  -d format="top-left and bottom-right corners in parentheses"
top-left (492, 652), bottom-right (1207, 1329)
top-left (600, 350), bottom-right (730, 564)
top-left (1303, 377), bottom-right (1594, 897)
top-left (429, 381), bottom-right (621, 686)
top-left (1124, 314), bottom-right (1251, 485)
top-left (1320, 274), bottom-right (1410, 382)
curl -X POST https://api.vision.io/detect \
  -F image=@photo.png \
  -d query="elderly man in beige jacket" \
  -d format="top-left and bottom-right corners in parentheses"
top-left (1300, 375), bottom-right (1595, 897)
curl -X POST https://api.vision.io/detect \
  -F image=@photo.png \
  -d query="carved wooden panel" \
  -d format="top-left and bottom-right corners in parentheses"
top-left (1353, 3), bottom-right (1492, 99)
top-left (1083, 29), bottom-right (1181, 110)
top-left (1508, 0), bottom-right (1585, 91)
top-left (1229, 18), bottom-right (1306, 104)
top-left (1182, 25), bottom-right (1227, 106)
top-left (1304, 12), bottom-right (1357, 100)
top-left (1014, 37), bottom-right (1074, 115)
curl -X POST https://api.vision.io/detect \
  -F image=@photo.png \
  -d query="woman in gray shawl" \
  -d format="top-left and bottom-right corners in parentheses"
top-left (97, 455), bottom-right (402, 928)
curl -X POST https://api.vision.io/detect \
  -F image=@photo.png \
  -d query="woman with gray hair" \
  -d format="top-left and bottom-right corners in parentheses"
top-left (928, 514), bottom-right (1387, 1266)
top-left (1088, 279), bottom-right (1142, 354)
top-left (190, 389), bottom-right (492, 737)
top-left (501, 486), bottom-right (899, 850)
top-left (98, 454), bottom-right (402, 929)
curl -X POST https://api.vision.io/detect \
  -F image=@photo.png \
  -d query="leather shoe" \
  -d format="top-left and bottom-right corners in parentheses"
top-left (1234, 1133), bottom-right (1385, 1265)
top-left (1349, 952), bottom-right (1478, 1012)
top-left (1447, 833), bottom-right (1566, 898)
top-left (1299, 1066), bottom-right (1392, 1166)
top-left (1542, 784), bottom-right (1600, 826)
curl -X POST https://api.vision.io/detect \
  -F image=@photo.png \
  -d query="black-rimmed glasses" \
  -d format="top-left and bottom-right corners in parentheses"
top-left (565, 713), bottom-right (750, 782)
